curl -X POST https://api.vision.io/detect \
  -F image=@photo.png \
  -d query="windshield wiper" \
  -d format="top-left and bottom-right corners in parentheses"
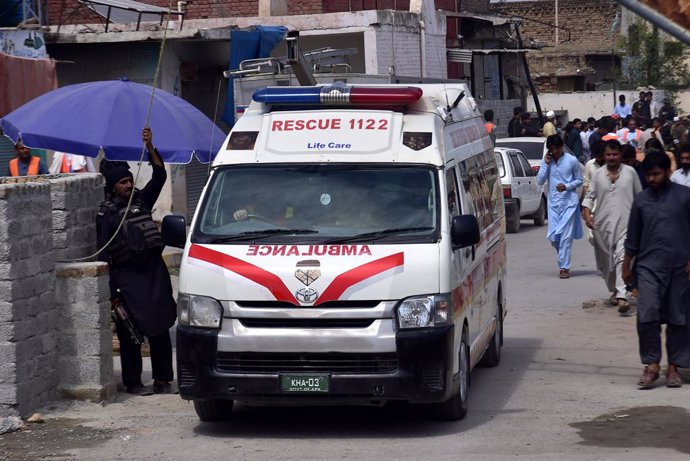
top-left (323, 227), bottom-right (434, 244)
top-left (202, 229), bottom-right (318, 243)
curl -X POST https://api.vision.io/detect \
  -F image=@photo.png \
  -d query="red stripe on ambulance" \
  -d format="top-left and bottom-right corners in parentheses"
top-left (315, 252), bottom-right (404, 305)
top-left (188, 244), bottom-right (299, 305)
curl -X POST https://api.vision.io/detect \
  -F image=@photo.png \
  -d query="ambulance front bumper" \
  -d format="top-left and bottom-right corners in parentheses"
top-left (176, 324), bottom-right (456, 404)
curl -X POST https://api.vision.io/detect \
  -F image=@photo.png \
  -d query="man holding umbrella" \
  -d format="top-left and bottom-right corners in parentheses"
top-left (97, 127), bottom-right (177, 396)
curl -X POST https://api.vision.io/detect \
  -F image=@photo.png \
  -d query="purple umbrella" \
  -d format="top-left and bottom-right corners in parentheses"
top-left (0, 78), bottom-right (226, 164)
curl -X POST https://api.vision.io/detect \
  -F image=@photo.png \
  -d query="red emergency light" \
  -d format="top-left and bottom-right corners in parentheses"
top-left (253, 84), bottom-right (423, 105)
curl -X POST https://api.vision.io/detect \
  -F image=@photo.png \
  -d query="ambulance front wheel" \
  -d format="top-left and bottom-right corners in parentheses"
top-left (432, 327), bottom-right (469, 421)
top-left (193, 399), bottom-right (234, 422)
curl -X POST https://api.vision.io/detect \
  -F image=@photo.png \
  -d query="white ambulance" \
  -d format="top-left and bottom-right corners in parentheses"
top-left (162, 82), bottom-right (507, 422)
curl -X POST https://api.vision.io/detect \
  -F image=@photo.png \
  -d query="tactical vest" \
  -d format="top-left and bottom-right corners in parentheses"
top-left (101, 199), bottom-right (164, 265)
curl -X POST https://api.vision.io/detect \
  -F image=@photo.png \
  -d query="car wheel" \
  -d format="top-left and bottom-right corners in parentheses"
top-left (506, 204), bottom-right (520, 233)
top-left (193, 399), bottom-right (234, 422)
top-left (432, 328), bottom-right (469, 421)
top-left (533, 197), bottom-right (546, 227)
top-left (479, 301), bottom-right (503, 368)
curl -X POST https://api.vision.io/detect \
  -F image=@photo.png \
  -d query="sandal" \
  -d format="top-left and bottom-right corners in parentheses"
top-left (609, 294), bottom-right (619, 306)
top-left (559, 269), bottom-right (570, 279)
top-left (638, 366), bottom-right (660, 388)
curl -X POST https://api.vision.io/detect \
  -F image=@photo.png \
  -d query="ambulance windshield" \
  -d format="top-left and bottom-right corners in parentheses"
top-left (193, 164), bottom-right (439, 244)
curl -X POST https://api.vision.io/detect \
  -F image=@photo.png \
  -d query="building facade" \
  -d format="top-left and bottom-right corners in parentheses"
top-left (29, 0), bottom-right (526, 216)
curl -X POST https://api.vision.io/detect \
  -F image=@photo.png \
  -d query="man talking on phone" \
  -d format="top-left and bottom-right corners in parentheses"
top-left (536, 134), bottom-right (584, 279)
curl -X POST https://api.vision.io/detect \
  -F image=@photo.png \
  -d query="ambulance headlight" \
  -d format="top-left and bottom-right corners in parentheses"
top-left (177, 293), bottom-right (222, 329)
top-left (397, 294), bottom-right (451, 329)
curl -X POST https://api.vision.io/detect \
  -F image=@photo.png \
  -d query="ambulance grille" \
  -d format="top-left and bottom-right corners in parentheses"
top-left (238, 318), bottom-right (375, 329)
top-left (215, 352), bottom-right (398, 374)
top-left (235, 300), bottom-right (381, 309)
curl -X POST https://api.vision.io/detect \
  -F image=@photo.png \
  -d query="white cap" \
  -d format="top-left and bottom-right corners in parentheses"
top-left (546, 110), bottom-right (555, 118)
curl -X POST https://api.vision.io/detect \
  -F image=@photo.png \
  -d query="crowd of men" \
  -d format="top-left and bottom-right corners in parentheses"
top-left (508, 94), bottom-right (690, 391)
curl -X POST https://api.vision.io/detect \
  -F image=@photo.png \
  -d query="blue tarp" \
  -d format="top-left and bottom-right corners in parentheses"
top-left (221, 25), bottom-right (288, 126)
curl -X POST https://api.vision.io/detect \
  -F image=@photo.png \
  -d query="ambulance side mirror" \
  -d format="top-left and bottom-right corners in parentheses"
top-left (451, 214), bottom-right (480, 249)
top-left (161, 215), bottom-right (187, 249)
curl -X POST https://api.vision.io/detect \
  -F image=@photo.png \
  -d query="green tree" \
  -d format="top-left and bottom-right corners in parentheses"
top-left (619, 18), bottom-right (690, 90)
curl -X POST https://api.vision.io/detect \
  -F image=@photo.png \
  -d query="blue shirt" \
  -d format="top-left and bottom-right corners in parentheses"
top-left (614, 103), bottom-right (632, 118)
top-left (537, 152), bottom-right (583, 241)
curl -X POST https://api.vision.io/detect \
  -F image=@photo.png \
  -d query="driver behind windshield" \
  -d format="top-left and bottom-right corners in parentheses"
top-left (232, 186), bottom-right (294, 225)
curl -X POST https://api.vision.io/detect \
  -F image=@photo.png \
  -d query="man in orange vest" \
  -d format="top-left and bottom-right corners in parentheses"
top-left (484, 109), bottom-right (496, 145)
top-left (7, 140), bottom-right (49, 177)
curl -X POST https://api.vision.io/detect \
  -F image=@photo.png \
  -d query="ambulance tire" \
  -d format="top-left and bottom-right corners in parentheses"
top-left (193, 399), bottom-right (234, 422)
top-left (532, 197), bottom-right (547, 227)
top-left (432, 328), bottom-right (469, 421)
top-left (479, 302), bottom-right (502, 368)
top-left (506, 205), bottom-right (520, 233)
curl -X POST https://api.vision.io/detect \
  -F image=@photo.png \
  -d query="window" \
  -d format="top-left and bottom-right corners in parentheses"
top-left (518, 154), bottom-right (533, 177)
top-left (509, 153), bottom-right (524, 177)
top-left (193, 164), bottom-right (440, 244)
top-left (445, 166), bottom-right (460, 223)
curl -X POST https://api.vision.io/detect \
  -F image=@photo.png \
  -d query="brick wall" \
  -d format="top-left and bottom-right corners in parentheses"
top-left (480, 99), bottom-right (522, 139)
top-left (46, 0), bottom-right (259, 25)
top-left (50, 174), bottom-right (102, 262)
top-left (55, 262), bottom-right (115, 402)
top-left (491, 0), bottom-right (620, 51)
top-left (376, 27), bottom-right (422, 77)
top-left (0, 174), bottom-right (115, 421)
top-left (459, 0), bottom-right (489, 13)
top-left (0, 181), bottom-right (56, 419)
top-left (47, 0), bottom-right (468, 24)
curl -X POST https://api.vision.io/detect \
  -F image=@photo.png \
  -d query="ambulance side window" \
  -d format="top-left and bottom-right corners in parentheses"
top-left (445, 167), bottom-right (460, 223)
top-left (457, 160), bottom-right (475, 216)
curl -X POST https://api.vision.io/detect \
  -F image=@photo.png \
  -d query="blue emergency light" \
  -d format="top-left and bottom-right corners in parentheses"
top-left (252, 84), bottom-right (423, 105)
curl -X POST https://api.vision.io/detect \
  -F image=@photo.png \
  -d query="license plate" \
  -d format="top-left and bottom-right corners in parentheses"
top-left (281, 374), bottom-right (330, 393)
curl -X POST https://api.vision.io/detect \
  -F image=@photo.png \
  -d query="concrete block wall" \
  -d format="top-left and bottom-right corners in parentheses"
top-left (480, 99), bottom-right (522, 139)
top-left (0, 181), bottom-right (56, 418)
top-left (55, 262), bottom-right (115, 402)
top-left (49, 174), bottom-right (103, 262)
top-left (0, 174), bottom-right (115, 419)
top-left (376, 26), bottom-right (422, 77)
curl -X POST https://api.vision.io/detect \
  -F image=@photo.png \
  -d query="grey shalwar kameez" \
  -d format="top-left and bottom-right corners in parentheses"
top-left (582, 164), bottom-right (642, 299)
top-left (625, 182), bottom-right (690, 367)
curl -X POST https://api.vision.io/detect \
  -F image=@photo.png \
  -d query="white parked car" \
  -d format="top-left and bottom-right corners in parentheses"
top-left (494, 147), bottom-right (546, 233)
top-left (495, 136), bottom-right (574, 172)
top-left (496, 136), bottom-right (584, 197)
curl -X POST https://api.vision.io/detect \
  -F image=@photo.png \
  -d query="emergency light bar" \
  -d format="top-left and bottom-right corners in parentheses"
top-left (252, 84), bottom-right (423, 105)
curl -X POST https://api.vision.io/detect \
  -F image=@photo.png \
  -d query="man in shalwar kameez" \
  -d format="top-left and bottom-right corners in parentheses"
top-left (623, 151), bottom-right (690, 388)
top-left (537, 135), bottom-right (584, 279)
top-left (582, 140), bottom-right (642, 314)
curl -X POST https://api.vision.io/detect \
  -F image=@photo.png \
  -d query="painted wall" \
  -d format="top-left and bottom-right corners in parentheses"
top-left (525, 90), bottom-right (667, 121)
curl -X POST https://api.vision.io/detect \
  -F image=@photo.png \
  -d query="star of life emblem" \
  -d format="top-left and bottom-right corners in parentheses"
top-left (295, 260), bottom-right (320, 304)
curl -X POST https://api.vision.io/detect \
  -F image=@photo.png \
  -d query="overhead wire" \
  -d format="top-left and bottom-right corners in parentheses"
top-left (57, 1), bottom-right (175, 263)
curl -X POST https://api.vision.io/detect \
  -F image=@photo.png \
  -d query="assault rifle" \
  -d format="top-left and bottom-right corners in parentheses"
top-left (111, 294), bottom-right (145, 345)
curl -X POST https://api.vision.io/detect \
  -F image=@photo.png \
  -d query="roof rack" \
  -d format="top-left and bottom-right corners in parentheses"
top-left (224, 46), bottom-right (358, 78)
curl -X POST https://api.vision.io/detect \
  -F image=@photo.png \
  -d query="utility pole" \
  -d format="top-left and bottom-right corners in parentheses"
top-left (610, 13), bottom-right (620, 110)
top-left (555, 0), bottom-right (559, 45)
top-left (516, 25), bottom-right (544, 126)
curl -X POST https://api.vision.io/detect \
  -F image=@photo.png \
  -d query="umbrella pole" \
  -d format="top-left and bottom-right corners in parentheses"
top-left (58, 1), bottom-right (177, 264)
